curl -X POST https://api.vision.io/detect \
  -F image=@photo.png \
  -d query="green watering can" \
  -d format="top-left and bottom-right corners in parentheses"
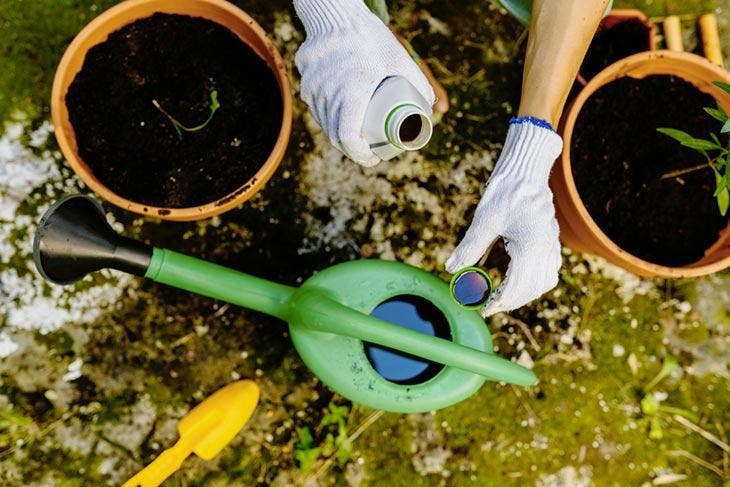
top-left (33, 195), bottom-right (535, 413)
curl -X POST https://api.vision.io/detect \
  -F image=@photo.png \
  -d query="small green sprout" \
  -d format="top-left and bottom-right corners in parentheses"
top-left (639, 356), bottom-right (697, 440)
top-left (152, 89), bottom-right (220, 139)
top-left (657, 81), bottom-right (730, 216)
top-left (293, 402), bottom-right (353, 474)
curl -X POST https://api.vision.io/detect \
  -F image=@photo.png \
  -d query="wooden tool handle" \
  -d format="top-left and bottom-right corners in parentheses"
top-left (663, 16), bottom-right (684, 52)
top-left (699, 13), bottom-right (723, 66)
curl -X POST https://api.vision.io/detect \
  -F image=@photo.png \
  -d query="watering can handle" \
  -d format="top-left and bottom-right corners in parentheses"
top-left (291, 290), bottom-right (537, 386)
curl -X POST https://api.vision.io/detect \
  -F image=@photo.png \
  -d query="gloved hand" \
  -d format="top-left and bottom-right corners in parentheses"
top-left (293, 0), bottom-right (435, 167)
top-left (446, 117), bottom-right (564, 316)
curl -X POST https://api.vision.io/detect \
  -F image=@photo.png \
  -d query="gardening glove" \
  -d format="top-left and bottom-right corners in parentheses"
top-left (293, 0), bottom-right (435, 167)
top-left (446, 117), bottom-right (564, 316)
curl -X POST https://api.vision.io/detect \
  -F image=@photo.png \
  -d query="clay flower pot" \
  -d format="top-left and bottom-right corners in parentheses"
top-left (576, 9), bottom-right (656, 85)
top-left (552, 50), bottom-right (730, 278)
top-left (52, 0), bottom-right (292, 221)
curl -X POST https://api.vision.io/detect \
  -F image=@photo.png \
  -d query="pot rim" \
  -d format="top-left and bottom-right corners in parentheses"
top-left (51, 0), bottom-right (293, 221)
top-left (558, 50), bottom-right (730, 277)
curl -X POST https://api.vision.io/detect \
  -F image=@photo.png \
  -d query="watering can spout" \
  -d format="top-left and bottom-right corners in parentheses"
top-left (33, 195), bottom-right (151, 284)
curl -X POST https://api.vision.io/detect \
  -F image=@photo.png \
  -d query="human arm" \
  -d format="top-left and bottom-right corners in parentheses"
top-left (446, 0), bottom-right (609, 315)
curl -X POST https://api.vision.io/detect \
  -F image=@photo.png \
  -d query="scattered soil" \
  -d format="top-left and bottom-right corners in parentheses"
top-left (579, 18), bottom-right (651, 81)
top-left (571, 74), bottom-right (729, 266)
top-left (66, 13), bottom-right (283, 208)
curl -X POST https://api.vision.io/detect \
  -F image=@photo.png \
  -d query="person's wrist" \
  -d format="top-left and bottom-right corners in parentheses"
top-left (293, 0), bottom-right (378, 36)
top-left (492, 117), bottom-right (563, 183)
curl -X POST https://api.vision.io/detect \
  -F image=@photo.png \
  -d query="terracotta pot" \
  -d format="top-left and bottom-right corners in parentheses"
top-left (553, 50), bottom-right (730, 278)
top-left (598, 9), bottom-right (655, 47)
top-left (576, 9), bottom-right (656, 86)
top-left (51, 0), bottom-right (292, 221)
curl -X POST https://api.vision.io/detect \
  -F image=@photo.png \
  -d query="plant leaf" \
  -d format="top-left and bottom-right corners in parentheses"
top-left (704, 106), bottom-right (728, 123)
top-left (718, 188), bottom-right (729, 216)
top-left (210, 89), bottom-right (220, 111)
top-left (713, 81), bottom-right (730, 94)
top-left (297, 427), bottom-right (314, 449)
top-left (656, 128), bottom-right (721, 151)
top-left (295, 447), bottom-right (321, 473)
top-left (714, 169), bottom-right (730, 215)
top-left (722, 119), bottom-right (730, 134)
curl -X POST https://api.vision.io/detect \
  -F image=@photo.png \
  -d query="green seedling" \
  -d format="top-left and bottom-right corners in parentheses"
top-left (638, 356), bottom-right (697, 440)
top-left (152, 89), bottom-right (220, 139)
top-left (657, 81), bottom-right (730, 216)
top-left (294, 403), bottom-right (353, 473)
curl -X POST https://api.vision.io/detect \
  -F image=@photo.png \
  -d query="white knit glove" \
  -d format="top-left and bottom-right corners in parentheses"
top-left (293, 0), bottom-right (435, 167)
top-left (446, 118), bottom-right (564, 316)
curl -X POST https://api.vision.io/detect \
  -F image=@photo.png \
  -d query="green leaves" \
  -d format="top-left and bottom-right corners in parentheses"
top-left (704, 106), bottom-right (728, 123)
top-left (712, 83), bottom-right (730, 133)
top-left (657, 87), bottom-right (730, 216)
top-left (656, 128), bottom-right (722, 152)
top-left (294, 402), bottom-right (354, 473)
top-left (713, 80), bottom-right (730, 94)
top-left (715, 168), bottom-right (729, 216)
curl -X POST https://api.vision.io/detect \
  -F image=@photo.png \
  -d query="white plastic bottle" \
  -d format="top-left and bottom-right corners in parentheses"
top-left (363, 76), bottom-right (434, 161)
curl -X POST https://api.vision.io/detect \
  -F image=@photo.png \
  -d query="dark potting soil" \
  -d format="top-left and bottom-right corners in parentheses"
top-left (571, 74), bottom-right (729, 266)
top-left (579, 19), bottom-right (650, 81)
top-left (66, 13), bottom-right (283, 208)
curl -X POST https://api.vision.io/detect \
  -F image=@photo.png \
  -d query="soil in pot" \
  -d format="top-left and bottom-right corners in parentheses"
top-left (579, 19), bottom-right (651, 81)
top-left (66, 13), bottom-right (283, 208)
top-left (571, 74), bottom-right (729, 267)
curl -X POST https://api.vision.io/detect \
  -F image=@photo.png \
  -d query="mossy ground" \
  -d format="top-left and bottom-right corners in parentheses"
top-left (0, 0), bottom-right (729, 485)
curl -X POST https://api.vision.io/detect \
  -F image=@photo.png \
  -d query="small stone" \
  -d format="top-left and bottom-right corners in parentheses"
top-left (516, 350), bottom-right (534, 369)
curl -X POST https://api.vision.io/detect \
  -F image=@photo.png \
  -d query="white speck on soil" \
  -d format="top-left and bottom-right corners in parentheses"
top-left (517, 349), bottom-right (534, 369)
top-left (585, 255), bottom-right (657, 303)
top-left (0, 331), bottom-right (19, 358)
top-left (0, 120), bottom-right (57, 221)
top-left (410, 413), bottom-right (453, 476)
top-left (101, 394), bottom-right (157, 452)
top-left (0, 118), bottom-right (137, 350)
top-left (298, 110), bottom-right (496, 269)
top-left (536, 465), bottom-right (593, 487)
top-left (62, 358), bottom-right (83, 382)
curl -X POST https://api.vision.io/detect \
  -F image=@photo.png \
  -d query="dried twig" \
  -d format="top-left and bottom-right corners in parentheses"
top-left (673, 415), bottom-right (730, 452)
top-left (669, 449), bottom-right (724, 477)
top-left (660, 163), bottom-right (709, 180)
top-left (503, 314), bottom-right (541, 352)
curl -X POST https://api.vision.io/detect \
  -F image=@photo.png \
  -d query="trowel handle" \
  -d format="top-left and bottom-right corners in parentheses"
top-left (291, 290), bottom-right (536, 386)
top-left (122, 441), bottom-right (188, 487)
top-left (145, 248), bottom-right (296, 321)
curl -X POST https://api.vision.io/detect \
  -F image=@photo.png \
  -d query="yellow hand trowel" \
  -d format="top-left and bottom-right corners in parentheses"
top-left (123, 380), bottom-right (260, 487)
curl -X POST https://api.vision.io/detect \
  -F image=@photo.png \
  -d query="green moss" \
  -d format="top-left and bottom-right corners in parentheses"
top-left (614, 0), bottom-right (716, 17)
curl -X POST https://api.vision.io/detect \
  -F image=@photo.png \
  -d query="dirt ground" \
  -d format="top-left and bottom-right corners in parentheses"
top-left (0, 0), bottom-right (728, 485)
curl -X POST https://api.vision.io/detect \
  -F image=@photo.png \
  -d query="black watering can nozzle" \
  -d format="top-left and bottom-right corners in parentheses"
top-left (33, 195), bottom-right (152, 285)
